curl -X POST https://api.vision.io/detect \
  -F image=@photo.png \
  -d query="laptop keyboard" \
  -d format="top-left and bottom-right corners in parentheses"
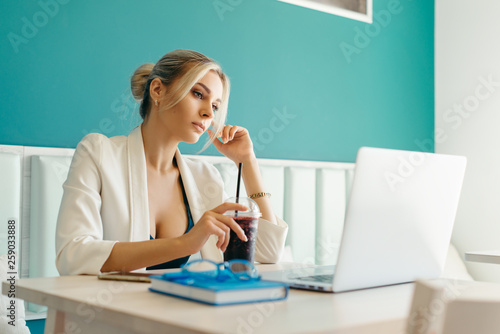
top-left (293, 274), bottom-right (334, 283)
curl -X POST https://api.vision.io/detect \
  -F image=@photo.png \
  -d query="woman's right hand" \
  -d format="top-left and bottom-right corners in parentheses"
top-left (182, 202), bottom-right (249, 253)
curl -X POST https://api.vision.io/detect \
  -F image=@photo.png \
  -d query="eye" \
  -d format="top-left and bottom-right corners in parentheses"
top-left (193, 90), bottom-right (203, 99)
top-left (212, 104), bottom-right (219, 112)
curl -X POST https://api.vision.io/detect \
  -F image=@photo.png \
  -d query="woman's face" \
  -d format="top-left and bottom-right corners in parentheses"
top-left (158, 70), bottom-right (223, 144)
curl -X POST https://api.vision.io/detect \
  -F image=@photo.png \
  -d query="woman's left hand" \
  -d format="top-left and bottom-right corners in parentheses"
top-left (207, 125), bottom-right (255, 164)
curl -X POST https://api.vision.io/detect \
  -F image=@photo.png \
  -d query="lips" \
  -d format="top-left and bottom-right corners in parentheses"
top-left (192, 122), bottom-right (205, 133)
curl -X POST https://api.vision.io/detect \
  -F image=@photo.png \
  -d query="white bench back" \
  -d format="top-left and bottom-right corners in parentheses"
top-left (0, 145), bottom-right (355, 280)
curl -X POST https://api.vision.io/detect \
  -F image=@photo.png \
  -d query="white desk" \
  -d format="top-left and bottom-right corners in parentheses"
top-left (2, 264), bottom-right (414, 334)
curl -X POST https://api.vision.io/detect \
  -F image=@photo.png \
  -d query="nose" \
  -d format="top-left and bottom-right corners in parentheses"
top-left (200, 100), bottom-right (214, 119)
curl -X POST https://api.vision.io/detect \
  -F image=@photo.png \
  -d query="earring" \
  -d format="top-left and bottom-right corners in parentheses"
top-left (154, 100), bottom-right (158, 106)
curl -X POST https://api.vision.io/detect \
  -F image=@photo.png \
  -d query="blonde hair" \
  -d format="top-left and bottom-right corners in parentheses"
top-left (130, 49), bottom-right (230, 150)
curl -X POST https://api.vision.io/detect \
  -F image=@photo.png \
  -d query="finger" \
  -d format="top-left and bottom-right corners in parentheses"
top-left (204, 217), bottom-right (225, 249)
top-left (211, 219), bottom-right (231, 250)
top-left (222, 125), bottom-right (232, 143)
top-left (207, 130), bottom-right (224, 150)
top-left (213, 213), bottom-right (248, 242)
top-left (212, 202), bottom-right (249, 214)
top-left (219, 125), bottom-right (227, 142)
top-left (216, 125), bottom-right (226, 138)
top-left (214, 227), bottom-right (225, 249)
top-left (221, 222), bottom-right (231, 252)
top-left (208, 125), bottom-right (223, 139)
top-left (214, 127), bottom-right (223, 139)
top-left (228, 126), bottom-right (239, 141)
top-left (205, 207), bottom-right (249, 242)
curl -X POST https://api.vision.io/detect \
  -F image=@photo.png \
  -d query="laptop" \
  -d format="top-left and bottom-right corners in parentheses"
top-left (261, 147), bottom-right (467, 293)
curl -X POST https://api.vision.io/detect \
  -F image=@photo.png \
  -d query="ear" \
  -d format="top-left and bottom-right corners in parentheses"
top-left (149, 78), bottom-right (163, 102)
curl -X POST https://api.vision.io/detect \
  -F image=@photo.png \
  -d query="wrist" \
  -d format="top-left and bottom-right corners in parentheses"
top-left (249, 192), bottom-right (271, 199)
top-left (240, 153), bottom-right (257, 166)
top-left (175, 233), bottom-right (199, 256)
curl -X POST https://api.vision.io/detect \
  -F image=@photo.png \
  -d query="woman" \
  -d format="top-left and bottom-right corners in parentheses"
top-left (55, 49), bottom-right (288, 275)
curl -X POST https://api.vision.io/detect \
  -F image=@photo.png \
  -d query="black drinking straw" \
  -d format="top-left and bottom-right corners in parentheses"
top-left (235, 162), bottom-right (242, 217)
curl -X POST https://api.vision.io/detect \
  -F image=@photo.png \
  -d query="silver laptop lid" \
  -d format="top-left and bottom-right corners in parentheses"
top-left (332, 147), bottom-right (466, 292)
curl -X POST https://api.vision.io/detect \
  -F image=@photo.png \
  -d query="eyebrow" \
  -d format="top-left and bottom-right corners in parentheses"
top-left (197, 82), bottom-right (222, 103)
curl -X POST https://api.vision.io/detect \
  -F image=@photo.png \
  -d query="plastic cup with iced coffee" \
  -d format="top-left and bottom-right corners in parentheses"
top-left (223, 197), bottom-right (261, 263)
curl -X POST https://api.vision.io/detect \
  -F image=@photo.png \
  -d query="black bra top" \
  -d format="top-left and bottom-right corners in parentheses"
top-left (146, 177), bottom-right (194, 270)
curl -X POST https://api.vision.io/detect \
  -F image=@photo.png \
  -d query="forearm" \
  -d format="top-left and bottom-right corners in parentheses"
top-left (100, 237), bottom-right (194, 272)
top-left (241, 156), bottom-right (277, 225)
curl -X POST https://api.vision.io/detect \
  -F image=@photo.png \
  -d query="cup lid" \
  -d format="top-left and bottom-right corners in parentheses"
top-left (223, 197), bottom-right (262, 218)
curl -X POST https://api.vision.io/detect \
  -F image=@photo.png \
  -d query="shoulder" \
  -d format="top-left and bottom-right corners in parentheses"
top-left (77, 132), bottom-right (127, 150)
top-left (72, 133), bottom-right (129, 169)
top-left (76, 133), bottom-right (128, 155)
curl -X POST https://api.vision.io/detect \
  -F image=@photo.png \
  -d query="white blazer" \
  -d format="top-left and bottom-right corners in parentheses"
top-left (55, 126), bottom-right (288, 275)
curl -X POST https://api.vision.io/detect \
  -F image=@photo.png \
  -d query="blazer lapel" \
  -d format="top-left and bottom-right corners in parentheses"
top-left (127, 126), bottom-right (150, 241)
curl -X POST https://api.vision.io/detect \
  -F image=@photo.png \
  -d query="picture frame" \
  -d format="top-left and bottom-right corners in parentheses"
top-left (277, 0), bottom-right (373, 23)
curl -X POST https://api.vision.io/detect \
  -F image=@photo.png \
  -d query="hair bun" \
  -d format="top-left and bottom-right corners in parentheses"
top-left (131, 63), bottom-right (155, 101)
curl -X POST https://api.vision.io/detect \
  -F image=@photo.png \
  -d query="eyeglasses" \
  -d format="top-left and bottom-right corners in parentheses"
top-left (180, 259), bottom-right (260, 282)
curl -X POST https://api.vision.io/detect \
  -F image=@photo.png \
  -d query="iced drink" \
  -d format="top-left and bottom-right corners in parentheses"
top-left (222, 197), bottom-right (261, 263)
top-left (224, 216), bottom-right (259, 263)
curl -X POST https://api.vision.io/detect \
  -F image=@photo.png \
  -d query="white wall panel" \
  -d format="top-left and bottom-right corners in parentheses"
top-left (316, 169), bottom-right (346, 265)
top-left (284, 167), bottom-right (316, 264)
top-left (436, 0), bottom-right (500, 282)
top-left (259, 166), bottom-right (285, 219)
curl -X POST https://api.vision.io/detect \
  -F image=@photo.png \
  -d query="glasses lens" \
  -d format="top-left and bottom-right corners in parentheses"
top-left (229, 262), bottom-right (250, 273)
top-left (183, 260), bottom-right (218, 279)
top-left (228, 261), bottom-right (259, 280)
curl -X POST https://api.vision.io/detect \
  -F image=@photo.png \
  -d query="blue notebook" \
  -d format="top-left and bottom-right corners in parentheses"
top-left (149, 271), bottom-right (288, 306)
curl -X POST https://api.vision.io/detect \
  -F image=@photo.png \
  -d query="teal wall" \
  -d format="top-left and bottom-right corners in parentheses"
top-left (26, 318), bottom-right (45, 333)
top-left (0, 0), bottom-right (434, 163)
top-left (1, 1), bottom-right (433, 332)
